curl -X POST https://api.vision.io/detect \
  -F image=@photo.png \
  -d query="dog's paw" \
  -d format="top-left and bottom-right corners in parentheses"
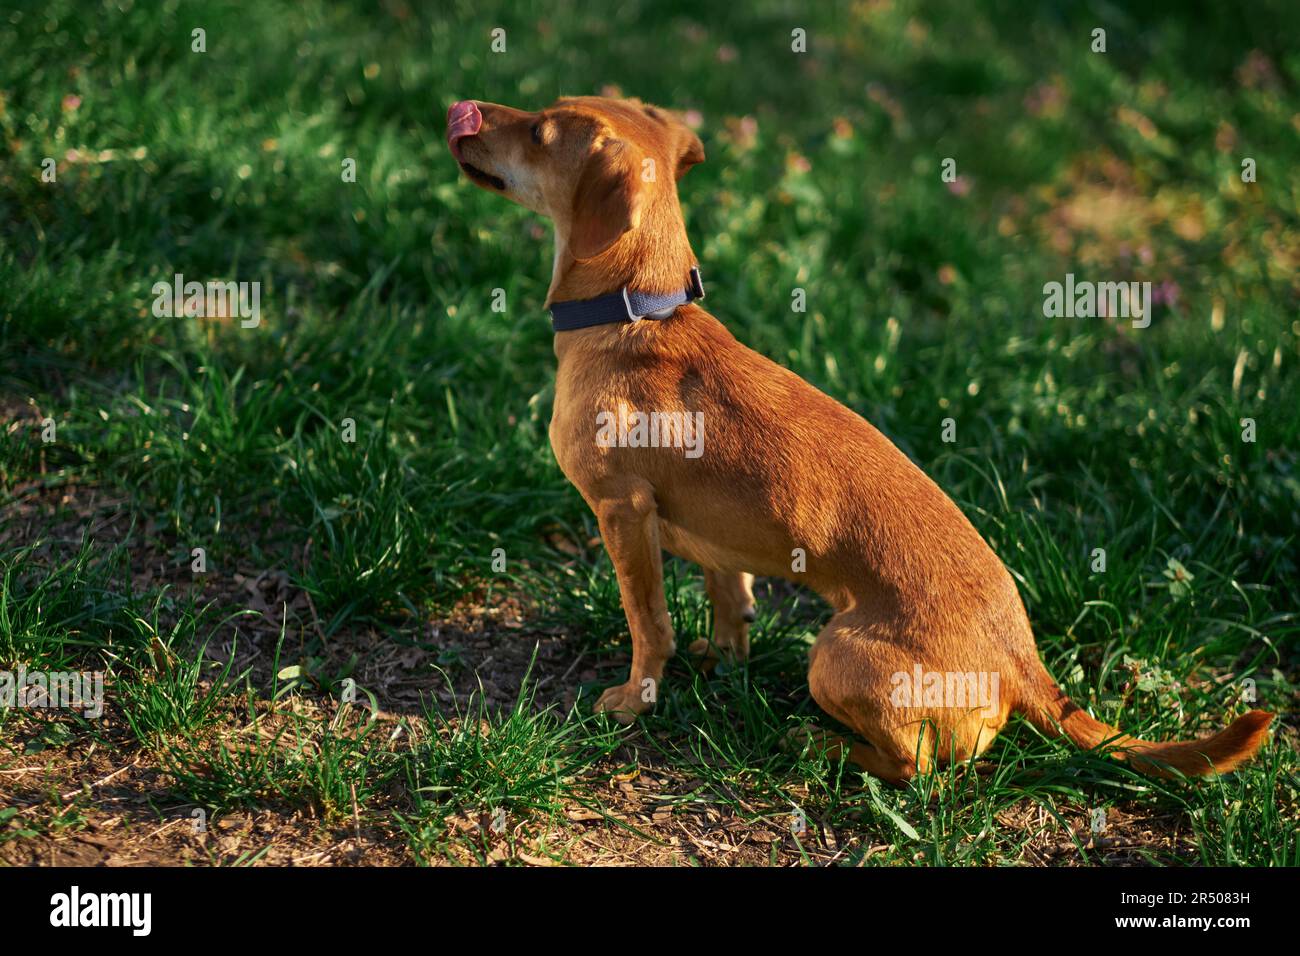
top-left (687, 637), bottom-right (722, 672)
top-left (594, 681), bottom-right (654, 724)
top-left (688, 637), bottom-right (747, 673)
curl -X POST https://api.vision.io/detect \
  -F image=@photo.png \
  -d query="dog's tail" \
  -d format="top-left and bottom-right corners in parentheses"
top-left (1016, 667), bottom-right (1272, 778)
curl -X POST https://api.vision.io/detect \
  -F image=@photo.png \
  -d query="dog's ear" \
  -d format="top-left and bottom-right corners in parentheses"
top-left (570, 138), bottom-right (643, 261)
top-left (642, 103), bottom-right (704, 180)
top-left (675, 129), bottom-right (705, 180)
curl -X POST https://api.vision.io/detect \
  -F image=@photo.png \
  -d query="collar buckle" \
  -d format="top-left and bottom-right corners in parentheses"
top-left (687, 265), bottom-right (705, 300)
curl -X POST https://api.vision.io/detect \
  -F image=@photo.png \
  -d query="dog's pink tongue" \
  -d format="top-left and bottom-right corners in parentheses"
top-left (446, 100), bottom-right (482, 158)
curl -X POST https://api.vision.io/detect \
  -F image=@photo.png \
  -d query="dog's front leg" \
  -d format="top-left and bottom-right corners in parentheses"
top-left (689, 569), bottom-right (756, 670)
top-left (591, 481), bottom-right (675, 723)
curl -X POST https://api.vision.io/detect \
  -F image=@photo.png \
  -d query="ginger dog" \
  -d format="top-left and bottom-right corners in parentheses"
top-left (446, 95), bottom-right (1272, 783)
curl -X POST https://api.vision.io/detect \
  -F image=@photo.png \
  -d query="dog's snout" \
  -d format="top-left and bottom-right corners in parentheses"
top-left (446, 100), bottom-right (482, 158)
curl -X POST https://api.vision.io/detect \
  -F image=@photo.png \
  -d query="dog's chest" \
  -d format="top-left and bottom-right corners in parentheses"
top-left (548, 355), bottom-right (689, 486)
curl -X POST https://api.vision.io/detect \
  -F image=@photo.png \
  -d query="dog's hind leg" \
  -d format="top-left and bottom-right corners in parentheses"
top-left (804, 613), bottom-right (946, 785)
top-left (805, 612), bottom-right (1013, 784)
top-left (689, 569), bottom-right (756, 670)
top-left (786, 722), bottom-right (922, 784)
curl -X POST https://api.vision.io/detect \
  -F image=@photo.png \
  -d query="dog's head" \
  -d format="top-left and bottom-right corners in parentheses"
top-left (446, 96), bottom-right (704, 260)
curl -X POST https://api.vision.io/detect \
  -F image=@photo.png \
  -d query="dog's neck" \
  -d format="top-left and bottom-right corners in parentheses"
top-left (546, 191), bottom-right (697, 307)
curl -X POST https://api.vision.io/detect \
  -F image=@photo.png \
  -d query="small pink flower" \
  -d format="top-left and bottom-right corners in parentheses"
top-left (947, 176), bottom-right (970, 197)
top-left (727, 115), bottom-right (759, 150)
top-left (683, 109), bottom-right (704, 130)
top-left (62, 94), bottom-right (82, 112)
top-left (1023, 81), bottom-right (1064, 117)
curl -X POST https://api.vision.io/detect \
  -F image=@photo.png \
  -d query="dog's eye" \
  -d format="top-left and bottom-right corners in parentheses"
top-left (530, 123), bottom-right (543, 146)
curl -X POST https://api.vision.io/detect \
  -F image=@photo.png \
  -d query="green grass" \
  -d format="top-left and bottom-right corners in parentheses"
top-left (1, 0), bottom-right (1297, 865)
top-left (398, 675), bottom-right (625, 865)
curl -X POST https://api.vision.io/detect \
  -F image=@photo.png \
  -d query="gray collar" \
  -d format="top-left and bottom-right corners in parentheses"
top-left (549, 267), bottom-right (705, 332)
